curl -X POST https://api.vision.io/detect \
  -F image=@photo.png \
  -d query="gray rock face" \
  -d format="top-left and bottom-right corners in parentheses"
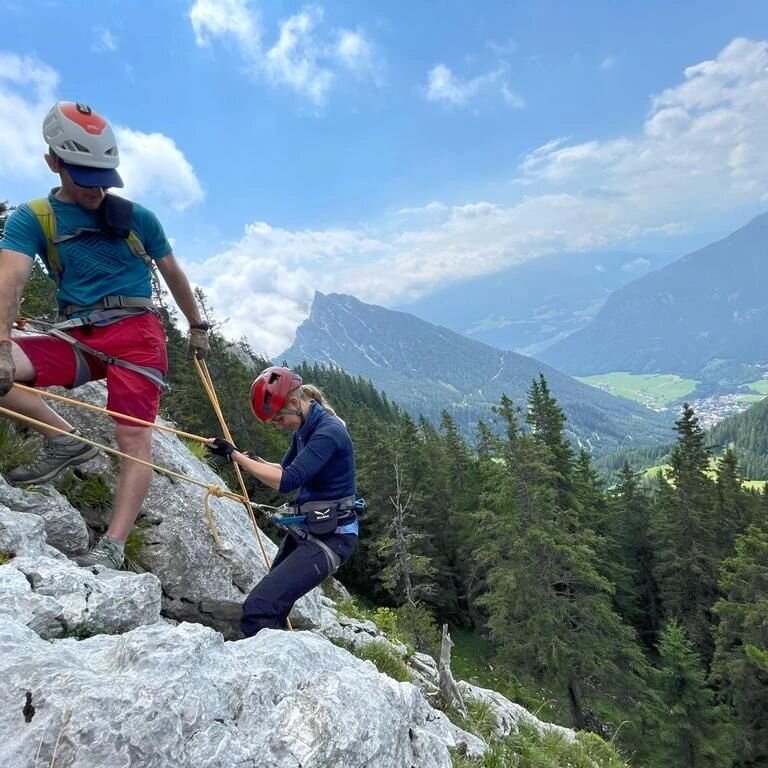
top-left (0, 476), bottom-right (89, 555)
top-left (458, 681), bottom-right (576, 742)
top-left (0, 620), bottom-right (482, 768)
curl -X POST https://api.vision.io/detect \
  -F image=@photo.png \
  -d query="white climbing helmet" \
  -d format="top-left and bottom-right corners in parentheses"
top-left (42, 101), bottom-right (123, 188)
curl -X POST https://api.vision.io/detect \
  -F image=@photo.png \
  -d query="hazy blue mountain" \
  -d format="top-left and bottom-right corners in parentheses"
top-left (540, 213), bottom-right (768, 378)
top-left (278, 293), bottom-right (671, 456)
top-left (395, 250), bottom-right (677, 355)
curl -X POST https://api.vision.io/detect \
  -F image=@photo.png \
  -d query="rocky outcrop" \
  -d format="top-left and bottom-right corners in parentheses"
top-left (0, 382), bottom-right (575, 767)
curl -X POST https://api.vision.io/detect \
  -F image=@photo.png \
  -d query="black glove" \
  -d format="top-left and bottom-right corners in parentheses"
top-left (206, 437), bottom-right (238, 460)
top-left (0, 341), bottom-right (15, 397)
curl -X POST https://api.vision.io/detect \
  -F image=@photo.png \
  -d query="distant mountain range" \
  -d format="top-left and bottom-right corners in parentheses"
top-left (278, 293), bottom-right (672, 456)
top-left (396, 250), bottom-right (678, 356)
top-left (540, 213), bottom-right (768, 381)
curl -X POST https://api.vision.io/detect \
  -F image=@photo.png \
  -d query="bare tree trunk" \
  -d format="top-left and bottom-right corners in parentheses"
top-left (438, 623), bottom-right (467, 718)
top-left (391, 460), bottom-right (415, 604)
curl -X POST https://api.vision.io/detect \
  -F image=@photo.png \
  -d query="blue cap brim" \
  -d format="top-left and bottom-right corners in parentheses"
top-left (61, 160), bottom-right (124, 189)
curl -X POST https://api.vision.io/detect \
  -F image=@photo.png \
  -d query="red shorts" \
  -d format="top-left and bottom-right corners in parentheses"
top-left (16, 313), bottom-right (168, 425)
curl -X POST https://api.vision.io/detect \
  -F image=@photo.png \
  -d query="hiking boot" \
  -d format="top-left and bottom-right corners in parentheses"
top-left (6, 430), bottom-right (99, 485)
top-left (74, 537), bottom-right (124, 570)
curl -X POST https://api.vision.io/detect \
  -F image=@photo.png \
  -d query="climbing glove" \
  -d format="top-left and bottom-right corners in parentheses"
top-left (0, 341), bottom-right (15, 396)
top-left (188, 328), bottom-right (210, 360)
top-left (206, 437), bottom-right (238, 461)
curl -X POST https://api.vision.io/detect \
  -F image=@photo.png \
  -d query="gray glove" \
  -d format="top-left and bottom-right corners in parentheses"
top-left (0, 341), bottom-right (15, 396)
top-left (188, 329), bottom-right (210, 360)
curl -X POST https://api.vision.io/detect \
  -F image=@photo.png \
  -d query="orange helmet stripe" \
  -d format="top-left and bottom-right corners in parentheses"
top-left (60, 103), bottom-right (107, 136)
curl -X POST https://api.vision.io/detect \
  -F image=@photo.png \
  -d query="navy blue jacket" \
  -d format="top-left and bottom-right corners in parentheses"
top-left (279, 401), bottom-right (356, 506)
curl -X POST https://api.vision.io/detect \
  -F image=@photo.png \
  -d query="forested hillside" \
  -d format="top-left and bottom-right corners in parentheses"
top-left (708, 396), bottom-right (768, 479)
top-left (279, 292), bottom-right (671, 456)
top-left (12, 262), bottom-right (767, 767)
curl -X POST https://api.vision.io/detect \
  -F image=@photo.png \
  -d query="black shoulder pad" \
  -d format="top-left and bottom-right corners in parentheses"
top-left (101, 194), bottom-right (134, 239)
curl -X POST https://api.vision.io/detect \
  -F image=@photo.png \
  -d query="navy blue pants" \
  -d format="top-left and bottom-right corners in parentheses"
top-left (241, 532), bottom-right (358, 637)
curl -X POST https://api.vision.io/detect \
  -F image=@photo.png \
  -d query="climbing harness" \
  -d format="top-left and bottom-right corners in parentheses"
top-left (17, 318), bottom-right (168, 391)
top-left (254, 498), bottom-right (366, 574)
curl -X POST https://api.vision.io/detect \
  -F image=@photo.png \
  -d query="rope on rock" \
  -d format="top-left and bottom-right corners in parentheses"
top-left (193, 357), bottom-right (273, 571)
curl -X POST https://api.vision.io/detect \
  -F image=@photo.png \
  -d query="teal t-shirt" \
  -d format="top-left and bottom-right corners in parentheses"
top-left (0, 190), bottom-right (172, 310)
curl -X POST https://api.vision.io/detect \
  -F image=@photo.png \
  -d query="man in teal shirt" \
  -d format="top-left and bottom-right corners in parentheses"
top-left (0, 101), bottom-right (209, 569)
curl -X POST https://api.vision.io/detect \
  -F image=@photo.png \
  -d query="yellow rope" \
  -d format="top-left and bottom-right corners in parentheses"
top-left (193, 357), bottom-right (273, 570)
top-left (0, 403), bottom-right (252, 546)
top-left (12, 382), bottom-right (207, 443)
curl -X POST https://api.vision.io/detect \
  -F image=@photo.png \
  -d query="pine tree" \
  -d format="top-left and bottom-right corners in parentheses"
top-left (652, 405), bottom-right (718, 658)
top-left (713, 449), bottom-right (756, 562)
top-left (476, 387), bottom-right (646, 731)
top-left (610, 462), bottom-right (660, 650)
top-left (646, 620), bottom-right (733, 768)
top-left (711, 523), bottom-right (768, 766)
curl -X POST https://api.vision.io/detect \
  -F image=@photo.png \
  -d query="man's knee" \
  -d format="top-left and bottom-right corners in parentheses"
top-left (10, 341), bottom-right (36, 382)
top-left (114, 424), bottom-right (153, 458)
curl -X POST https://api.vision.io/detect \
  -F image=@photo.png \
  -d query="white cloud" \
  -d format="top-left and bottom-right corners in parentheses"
top-left (599, 55), bottom-right (616, 71)
top-left (188, 0), bottom-right (377, 106)
top-left (115, 129), bottom-right (204, 211)
top-left (92, 28), bottom-right (118, 53)
top-left (0, 53), bottom-right (58, 180)
top-left (425, 63), bottom-right (522, 108)
top-left (487, 38), bottom-right (518, 58)
top-left (189, 0), bottom-right (260, 48)
top-left (335, 29), bottom-right (372, 71)
top-left (264, 7), bottom-right (334, 106)
top-left (190, 38), bottom-right (768, 356)
top-left (426, 64), bottom-right (496, 106)
top-left (0, 51), bottom-right (204, 212)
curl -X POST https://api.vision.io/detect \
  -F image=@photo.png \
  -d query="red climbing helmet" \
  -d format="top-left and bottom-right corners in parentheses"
top-left (249, 366), bottom-right (303, 421)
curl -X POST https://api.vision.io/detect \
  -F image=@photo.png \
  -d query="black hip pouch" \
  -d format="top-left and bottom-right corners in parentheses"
top-left (304, 507), bottom-right (338, 535)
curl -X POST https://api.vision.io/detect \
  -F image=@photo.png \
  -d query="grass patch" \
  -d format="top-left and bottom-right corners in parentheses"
top-left (577, 372), bottom-right (698, 409)
top-left (335, 597), bottom-right (441, 655)
top-left (743, 379), bottom-right (768, 395)
top-left (355, 640), bottom-right (412, 682)
top-left (58, 471), bottom-right (113, 515)
top-left (183, 438), bottom-right (209, 461)
top-left (0, 422), bottom-right (38, 475)
top-left (452, 721), bottom-right (629, 768)
top-left (643, 458), bottom-right (765, 489)
top-left (0, 551), bottom-right (14, 565)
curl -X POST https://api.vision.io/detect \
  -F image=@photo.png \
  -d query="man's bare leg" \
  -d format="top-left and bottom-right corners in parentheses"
top-left (107, 424), bottom-right (154, 541)
top-left (0, 341), bottom-right (74, 435)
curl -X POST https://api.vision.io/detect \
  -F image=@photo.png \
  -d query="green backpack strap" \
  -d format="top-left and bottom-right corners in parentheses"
top-left (27, 196), bottom-right (153, 276)
top-left (27, 197), bottom-right (63, 282)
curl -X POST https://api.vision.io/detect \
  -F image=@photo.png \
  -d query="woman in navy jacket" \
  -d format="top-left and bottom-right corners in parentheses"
top-left (208, 366), bottom-right (359, 637)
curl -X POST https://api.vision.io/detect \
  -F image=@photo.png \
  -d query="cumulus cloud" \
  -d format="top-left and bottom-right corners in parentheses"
top-left (188, 0), bottom-right (377, 106)
top-left (115, 129), bottom-right (204, 211)
top-left (0, 53), bottom-right (58, 180)
top-left (0, 51), bottom-right (204, 212)
top-left (190, 38), bottom-right (768, 355)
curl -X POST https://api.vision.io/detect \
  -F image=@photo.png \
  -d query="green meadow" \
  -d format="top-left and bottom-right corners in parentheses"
top-left (576, 371), bottom-right (698, 409)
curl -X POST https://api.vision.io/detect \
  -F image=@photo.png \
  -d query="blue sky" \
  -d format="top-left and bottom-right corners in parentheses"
top-left (3, 0), bottom-right (768, 355)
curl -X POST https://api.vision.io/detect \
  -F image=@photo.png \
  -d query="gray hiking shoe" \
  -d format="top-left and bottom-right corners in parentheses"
top-left (74, 537), bottom-right (124, 570)
top-left (6, 430), bottom-right (99, 485)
